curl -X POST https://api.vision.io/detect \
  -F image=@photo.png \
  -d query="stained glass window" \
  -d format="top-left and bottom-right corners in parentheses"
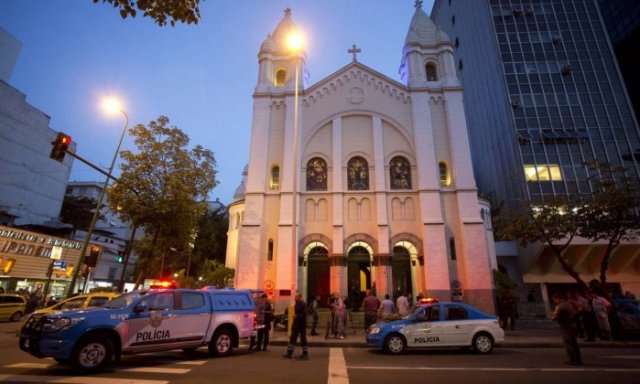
top-left (306, 157), bottom-right (327, 191)
top-left (347, 156), bottom-right (369, 190)
top-left (389, 156), bottom-right (411, 189)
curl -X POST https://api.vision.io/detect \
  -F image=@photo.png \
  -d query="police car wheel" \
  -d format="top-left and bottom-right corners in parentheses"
top-left (384, 334), bottom-right (406, 354)
top-left (471, 332), bottom-right (494, 354)
top-left (209, 329), bottom-right (233, 357)
top-left (72, 337), bottom-right (113, 370)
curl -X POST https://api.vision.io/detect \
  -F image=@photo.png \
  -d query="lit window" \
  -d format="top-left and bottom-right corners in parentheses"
top-left (426, 63), bottom-right (438, 81)
top-left (439, 162), bottom-right (450, 186)
top-left (523, 164), bottom-right (563, 181)
top-left (270, 165), bottom-right (280, 190)
top-left (275, 69), bottom-right (286, 87)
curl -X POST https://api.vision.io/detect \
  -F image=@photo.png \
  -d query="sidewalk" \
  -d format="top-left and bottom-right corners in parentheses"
top-left (265, 327), bottom-right (640, 349)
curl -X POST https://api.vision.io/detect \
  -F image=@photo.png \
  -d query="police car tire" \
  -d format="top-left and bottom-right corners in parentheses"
top-left (209, 329), bottom-right (233, 357)
top-left (471, 332), bottom-right (494, 354)
top-left (384, 334), bottom-right (406, 354)
top-left (72, 337), bottom-right (113, 370)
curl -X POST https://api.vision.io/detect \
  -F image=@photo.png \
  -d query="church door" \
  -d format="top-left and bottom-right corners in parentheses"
top-left (307, 246), bottom-right (330, 306)
top-left (392, 246), bottom-right (413, 297)
top-left (347, 246), bottom-right (372, 301)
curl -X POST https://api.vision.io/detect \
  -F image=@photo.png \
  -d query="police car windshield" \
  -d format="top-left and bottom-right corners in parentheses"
top-left (103, 290), bottom-right (149, 309)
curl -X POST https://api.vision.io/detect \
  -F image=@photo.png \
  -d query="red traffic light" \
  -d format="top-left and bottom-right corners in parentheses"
top-left (49, 132), bottom-right (72, 162)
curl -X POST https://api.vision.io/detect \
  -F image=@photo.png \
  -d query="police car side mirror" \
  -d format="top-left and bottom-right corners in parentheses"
top-left (134, 303), bottom-right (149, 314)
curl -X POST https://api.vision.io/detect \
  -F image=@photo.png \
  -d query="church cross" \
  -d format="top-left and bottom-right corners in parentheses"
top-left (415, 0), bottom-right (423, 9)
top-left (348, 44), bottom-right (361, 62)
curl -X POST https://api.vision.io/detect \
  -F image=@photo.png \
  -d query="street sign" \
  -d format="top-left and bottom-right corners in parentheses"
top-left (53, 261), bottom-right (67, 270)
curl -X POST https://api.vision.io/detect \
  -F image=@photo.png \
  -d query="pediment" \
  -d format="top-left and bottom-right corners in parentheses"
top-left (301, 62), bottom-right (410, 107)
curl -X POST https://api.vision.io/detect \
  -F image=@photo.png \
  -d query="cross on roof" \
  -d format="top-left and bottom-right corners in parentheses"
top-left (284, 7), bottom-right (291, 17)
top-left (348, 44), bottom-right (361, 62)
top-left (415, 0), bottom-right (423, 9)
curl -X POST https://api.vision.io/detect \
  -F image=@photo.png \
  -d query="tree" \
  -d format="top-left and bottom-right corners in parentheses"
top-left (197, 259), bottom-right (234, 288)
top-left (495, 163), bottom-right (640, 296)
top-left (108, 116), bottom-right (218, 281)
top-left (191, 204), bottom-right (228, 266)
top-left (92, 0), bottom-right (203, 26)
top-left (59, 195), bottom-right (105, 231)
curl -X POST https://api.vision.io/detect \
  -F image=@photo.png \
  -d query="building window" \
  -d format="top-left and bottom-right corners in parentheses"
top-left (275, 69), bottom-right (286, 87)
top-left (426, 63), bottom-right (438, 81)
top-left (523, 164), bottom-right (563, 181)
top-left (306, 157), bottom-right (328, 191)
top-left (449, 237), bottom-right (457, 260)
top-left (455, 37), bottom-right (459, 48)
top-left (458, 59), bottom-right (463, 70)
top-left (390, 156), bottom-right (412, 189)
top-left (439, 162), bottom-right (450, 186)
top-left (267, 239), bottom-right (274, 261)
top-left (451, 15), bottom-right (456, 26)
top-left (270, 165), bottom-right (280, 190)
top-left (347, 156), bottom-right (369, 190)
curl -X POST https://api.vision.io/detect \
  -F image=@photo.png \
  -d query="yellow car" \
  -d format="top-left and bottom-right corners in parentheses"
top-left (35, 292), bottom-right (120, 314)
top-left (0, 294), bottom-right (27, 321)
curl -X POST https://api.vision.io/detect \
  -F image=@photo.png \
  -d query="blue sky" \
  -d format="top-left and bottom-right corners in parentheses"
top-left (0, 0), bottom-right (434, 204)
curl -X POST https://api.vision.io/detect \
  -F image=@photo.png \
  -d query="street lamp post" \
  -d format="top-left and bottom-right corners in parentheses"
top-left (288, 32), bottom-right (303, 299)
top-left (66, 99), bottom-right (129, 297)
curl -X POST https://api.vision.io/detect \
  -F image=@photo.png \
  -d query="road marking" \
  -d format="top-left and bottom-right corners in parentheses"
top-left (604, 355), bottom-right (640, 360)
top-left (0, 375), bottom-right (168, 384)
top-left (5, 363), bottom-right (55, 369)
top-left (328, 348), bottom-right (349, 384)
top-left (349, 365), bottom-right (640, 373)
top-left (124, 367), bottom-right (191, 374)
top-left (176, 360), bottom-right (208, 365)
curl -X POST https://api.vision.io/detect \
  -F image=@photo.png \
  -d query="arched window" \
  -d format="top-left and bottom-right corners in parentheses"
top-left (449, 237), bottom-right (457, 260)
top-left (270, 165), bottom-right (280, 190)
top-left (439, 161), bottom-right (450, 186)
top-left (267, 239), bottom-right (274, 261)
top-left (348, 156), bottom-right (369, 190)
top-left (426, 63), bottom-right (438, 81)
top-left (306, 157), bottom-right (327, 191)
top-left (389, 156), bottom-right (412, 189)
top-left (275, 69), bottom-right (286, 87)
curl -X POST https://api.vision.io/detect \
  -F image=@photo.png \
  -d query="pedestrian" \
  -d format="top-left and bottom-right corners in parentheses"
top-left (259, 293), bottom-right (274, 351)
top-left (334, 295), bottom-right (346, 339)
top-left (283, 292), bottom-right (309, 360)
top-left (551, 292), bottom-right (582, 366)
top-left (253, 293), bottom-right (268, 351)
top-left (380, 294), bottom-right (395, 320)
top-left (362, 289), bottom-right (380, 329)
top-left (499, 291), bottom-right (516, 330)
top-left (589, 290), bottom-right (612, 340)
top-left (25, 288), bottom-right (42, 314)
top-left (569, 291), bottom-right (587, 338)
top-left (309, 295), bottom-right (320, 336)
top-left (396, 292), bottom-right (410, 317)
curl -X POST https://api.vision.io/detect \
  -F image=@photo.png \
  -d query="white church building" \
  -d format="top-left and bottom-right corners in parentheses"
top-left (226, 4), bottom-right (498, 313)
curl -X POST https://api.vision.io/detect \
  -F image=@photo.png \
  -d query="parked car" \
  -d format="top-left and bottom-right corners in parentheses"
top-left (34, 292), bottom-right (121, 314)
top-left (366, 299), bottom-right (504, 354)
top-left (613, 298), bottom-right (640, 337)
top-left (0, 294), bottom-right (27, 322)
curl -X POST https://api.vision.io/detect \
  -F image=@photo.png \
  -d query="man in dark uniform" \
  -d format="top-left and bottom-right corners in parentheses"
top-left (552, 292), bottom-right (582, 365)
top-left (283, 292), bottom-right (309, 360)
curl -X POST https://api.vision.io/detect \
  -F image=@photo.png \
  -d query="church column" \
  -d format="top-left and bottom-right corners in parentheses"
top-left (412, 92), bottom-right (451, 299)
top-left (331, 117), bottom-right (347, 296)
top-left (444, 90), bottom-right (494, 312)
top-left (372, 115), bottom-right (390, 295)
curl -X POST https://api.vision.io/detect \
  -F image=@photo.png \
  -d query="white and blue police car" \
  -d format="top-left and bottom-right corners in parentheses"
top-left (366, 298), bottom-right (504, 354)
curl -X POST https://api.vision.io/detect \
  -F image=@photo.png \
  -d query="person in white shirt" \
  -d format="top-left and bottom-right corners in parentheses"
top-left (396, 293), bottom-right (410, 317)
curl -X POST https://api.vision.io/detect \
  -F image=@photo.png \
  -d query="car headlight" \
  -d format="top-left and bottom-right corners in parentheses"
top-left (368, 327), bottom-right (381, 334)
top-left (42, 317), bottom-right (83, 333)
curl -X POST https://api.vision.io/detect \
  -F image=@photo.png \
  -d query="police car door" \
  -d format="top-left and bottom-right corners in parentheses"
top-left (442, 304), bottom-right (472, 345)
top-left (403, 304), bottom-right (444, 348)
top-left (123, 291), bottom-right (179, 352)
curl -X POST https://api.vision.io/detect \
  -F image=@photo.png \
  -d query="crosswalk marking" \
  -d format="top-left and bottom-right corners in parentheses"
top-left (349, 365), bottom-right (640, 373)
top-left (328, 348), bottom-right (349, 384)
top-left (176, 360), bottom-right (208, 365)
top-left (124, 367), bottom-right (191, 374)
top-left (0, 375), bottom-right (168, 384)
top-left (5, 363), bottom-right (55, 369)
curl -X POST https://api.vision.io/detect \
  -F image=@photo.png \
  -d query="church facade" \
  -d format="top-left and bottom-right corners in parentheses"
top-left (225, 4), bottom-right (498, 313)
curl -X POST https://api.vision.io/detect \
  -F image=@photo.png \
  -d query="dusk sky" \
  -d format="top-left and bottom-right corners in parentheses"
top-left (0, 0), bottom-right (435, 204)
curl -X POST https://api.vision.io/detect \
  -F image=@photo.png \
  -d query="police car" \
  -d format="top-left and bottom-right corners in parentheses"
top-left (19, 287), bottom-right (255, 371)
top-left (366, 299), bottom-right (504, 354)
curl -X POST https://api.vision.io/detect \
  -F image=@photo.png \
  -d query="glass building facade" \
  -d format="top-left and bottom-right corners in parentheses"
top-left (431, 0), bottom-right (640, 208)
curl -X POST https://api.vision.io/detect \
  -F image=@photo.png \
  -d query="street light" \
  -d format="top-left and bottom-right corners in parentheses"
top-left (66, 97), bottom-right (129, 297)
top-left (287, 31), bottom-right (304, 301)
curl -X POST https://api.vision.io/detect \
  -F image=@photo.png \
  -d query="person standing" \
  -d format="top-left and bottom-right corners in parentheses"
top-left (309, 295), bottom-right (320, 336)
top-left (249, 293), bottom-right (266, 351)
top-left (590, 291), bottom-right (612, 340)
top-left (396, 292), bottom-right (410, 317)
top-left (283, 293), bottom-right (309, 360)
top-left (362, 289), bottom-right (380, 329)
top-left (380, 294), bottom-right (395, 320)
top-left (259, 293), bottom-right (274, 351)
top-left (552, 292), bottom-right (582, 366)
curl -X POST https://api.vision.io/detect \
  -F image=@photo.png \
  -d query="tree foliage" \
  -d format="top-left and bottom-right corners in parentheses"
top-left (92, 0), bottom-right (203, 26)
top-left (59, 195), bottom-right (105, 231)
top-left (108, 116), bottom-right (218, 279)
top-left (495, 163), bottom-right (640, 296)
top-left (192, 204), bottom-right (228, 265)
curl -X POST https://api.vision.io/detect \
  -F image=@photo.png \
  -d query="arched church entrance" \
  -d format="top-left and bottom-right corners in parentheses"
top-left (305, 242), bottom-right (330, 306)
top-left (392, 245), bottom-right (413, 297)
top-left (347, 242), bottom-right (373, 306)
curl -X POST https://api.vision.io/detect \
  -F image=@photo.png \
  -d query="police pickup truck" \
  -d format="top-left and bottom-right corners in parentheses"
top-left (19, 287), bottom-right (255, 371)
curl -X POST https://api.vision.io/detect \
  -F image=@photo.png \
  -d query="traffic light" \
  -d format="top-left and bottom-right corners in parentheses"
top-left (115, 255), bottom-right (124, 263)
top-left (49, 132), bottom-right (72, 162)
top-left (85, 245), bottom-right (101, 267)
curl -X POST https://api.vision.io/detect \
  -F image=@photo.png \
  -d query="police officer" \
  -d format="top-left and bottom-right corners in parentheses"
top-left (283, 292), bottom-right (309, 360)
